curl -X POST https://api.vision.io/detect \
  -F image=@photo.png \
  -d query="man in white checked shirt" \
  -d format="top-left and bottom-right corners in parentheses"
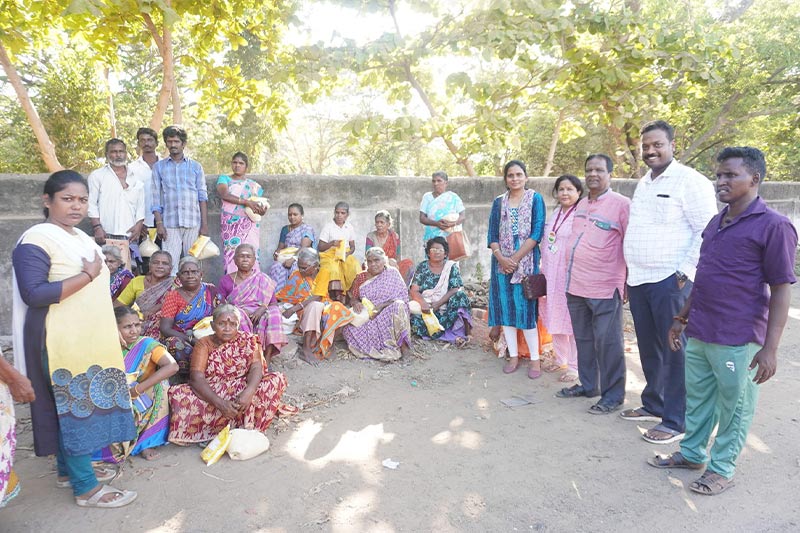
top-left (620, 121), bottom-right (717, 444)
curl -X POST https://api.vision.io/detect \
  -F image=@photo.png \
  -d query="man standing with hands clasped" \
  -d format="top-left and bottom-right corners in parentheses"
top-left (151, 125), bottom-right (208, 275)
top-left (621, 120), bottom-right (717, 444)
top-left (648, 147), bottom-right (797, 495)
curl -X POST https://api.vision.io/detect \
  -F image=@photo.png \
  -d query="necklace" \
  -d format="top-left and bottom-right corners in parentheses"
top-left (234, 270), bottom-right (253, 285)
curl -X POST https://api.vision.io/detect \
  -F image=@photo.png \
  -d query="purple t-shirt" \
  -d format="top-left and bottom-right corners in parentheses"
top-left (686, 197), bottom-right (797, 346)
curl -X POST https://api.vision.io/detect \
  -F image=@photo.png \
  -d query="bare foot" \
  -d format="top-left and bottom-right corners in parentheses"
top-left (141, 448), bottom-right (160, 461)
top-left (299, 348), bottom-right (319, 366)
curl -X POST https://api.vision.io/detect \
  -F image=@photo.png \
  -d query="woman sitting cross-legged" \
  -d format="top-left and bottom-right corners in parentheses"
top-left (218, 243), bottom-right (288, 366)
top-left (167, 305), bottom-right (297, 445)
top-left (114, 250), bottom-right (177, 339)
top-left (343, 247), bottom-right (412, 361)
top-left (276, 247), bottom-right (355, 366)
top-left (159, 256), bottom-right (221, 381)
top-left (95, 306), bottom-right (178, 463)
top-left (409, 236), bottom-right (473, 346)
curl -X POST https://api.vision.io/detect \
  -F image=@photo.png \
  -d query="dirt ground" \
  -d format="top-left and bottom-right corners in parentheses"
top-left (3, 286), bottom-right (800, 532)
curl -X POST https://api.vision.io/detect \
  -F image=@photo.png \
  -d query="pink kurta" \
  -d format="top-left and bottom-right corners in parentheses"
top-left (539, 205), bottom-right (576, 335)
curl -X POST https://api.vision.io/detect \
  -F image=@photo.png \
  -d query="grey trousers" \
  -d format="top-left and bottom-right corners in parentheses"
top-left (566, 290), bottom-right (626, 406)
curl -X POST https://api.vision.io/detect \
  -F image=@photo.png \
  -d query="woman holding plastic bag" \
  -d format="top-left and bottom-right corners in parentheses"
top-left (409, 237), bottom-right (472, 346)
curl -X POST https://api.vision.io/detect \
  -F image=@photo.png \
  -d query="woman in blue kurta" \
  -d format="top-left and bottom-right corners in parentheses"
top-left (12, 170), bottom-right (138, 508)
top-left (487, 160), bottom-right (546, 378)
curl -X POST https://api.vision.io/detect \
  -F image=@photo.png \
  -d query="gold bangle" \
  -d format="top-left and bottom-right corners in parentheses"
top-left (134, 383), bottom-right (142, 396)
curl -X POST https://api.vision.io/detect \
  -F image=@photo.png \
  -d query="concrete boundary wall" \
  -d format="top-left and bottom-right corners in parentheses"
top-left (1, 173), bottom-right (798, 335)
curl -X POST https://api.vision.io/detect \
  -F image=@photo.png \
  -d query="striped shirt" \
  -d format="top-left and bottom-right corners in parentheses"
top-left (151, 155), bottom-right (208, 228)
top-left (623, 160), bottom-right (717, 286)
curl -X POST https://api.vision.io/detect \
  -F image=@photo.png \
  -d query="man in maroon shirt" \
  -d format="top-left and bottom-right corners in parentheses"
top-left (648, 147), bottom-right (797, 495)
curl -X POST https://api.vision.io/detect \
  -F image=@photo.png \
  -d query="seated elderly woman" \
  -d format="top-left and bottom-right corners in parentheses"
top-left (276, 247), bottom-right (354, 366)
top-left (343, 247), bottom-right (411, 361)
top-left (218, 244), bottom-right (287, 365)
top-left (115, 250), bottom-right (177, 338)
top-left (168, 305), bottom-right (297, 445)
top-left (159, 256), bottom-right (221, 380)
top-left (95, 306), bottom-right (178, 462)
top-left (103, 244), bottom-right (134, 299)
top-left (410, 236), bottom-right (473, 346)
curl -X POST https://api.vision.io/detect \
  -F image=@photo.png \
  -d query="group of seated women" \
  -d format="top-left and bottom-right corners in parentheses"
top-left (96, 196), bottom-right (474, 463)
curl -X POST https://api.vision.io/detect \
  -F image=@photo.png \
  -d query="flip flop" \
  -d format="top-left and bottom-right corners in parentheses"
top-left (75, 485), bottom-right (137, 508)
top-left (689, 471), bottom-right (735, 496)
top-left (542, 361), bottom-right (566, 373)
top-left (619, 407), bottom-right (661, 422)
top-left (647, 452), bottom-right (704, 470)
top-left (57, 466), bottom-right (117, 489)
top-left (642, 427), bottom-right (685, 445)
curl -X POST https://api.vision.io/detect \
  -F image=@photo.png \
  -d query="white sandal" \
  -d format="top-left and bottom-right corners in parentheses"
top-left (75, 485), bottom-right (137, 508)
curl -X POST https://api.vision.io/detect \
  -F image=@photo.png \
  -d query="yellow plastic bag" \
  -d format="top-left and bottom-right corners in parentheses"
top-left (201, 424), bottom-right (232, 466)
top-left (422, 311), bottom-right (444, 336)
top-left (361, 297), bottom-right (376, 318)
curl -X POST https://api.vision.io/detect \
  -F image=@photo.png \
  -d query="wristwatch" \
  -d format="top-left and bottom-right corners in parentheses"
top-left (675, 271), bottom-right (688, 283)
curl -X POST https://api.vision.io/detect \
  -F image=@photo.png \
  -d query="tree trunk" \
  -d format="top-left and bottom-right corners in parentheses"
top-left (171, 83), bottom-right (182, 125)
top-left (143, 6), bottom-right (175, 131)
top-left (104, 67), bottom-right (117, 138)
top-left (0, 41), bottom-right (62, 171)
top-left (542, 109), bottom-right (565, 178)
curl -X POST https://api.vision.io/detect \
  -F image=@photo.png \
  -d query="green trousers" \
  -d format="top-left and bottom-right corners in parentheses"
top-left (680, 338), bottom-right (760, 479)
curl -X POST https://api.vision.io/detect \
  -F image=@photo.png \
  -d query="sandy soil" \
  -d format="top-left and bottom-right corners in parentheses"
top-left (3, 287), bottom-right (800, 532)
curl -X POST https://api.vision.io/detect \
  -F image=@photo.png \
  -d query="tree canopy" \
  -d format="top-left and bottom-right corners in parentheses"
top-left (0, 0), bottom-right (797, 180)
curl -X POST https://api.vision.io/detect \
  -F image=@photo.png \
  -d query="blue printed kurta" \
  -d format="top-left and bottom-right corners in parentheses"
top-left (487, 191), bottom-right (546, 329)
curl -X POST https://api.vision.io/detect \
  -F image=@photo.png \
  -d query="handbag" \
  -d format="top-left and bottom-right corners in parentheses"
top-left (446, 231), bottom-right (471, 261)
top-left (522, 274), bottom-right (547, 300)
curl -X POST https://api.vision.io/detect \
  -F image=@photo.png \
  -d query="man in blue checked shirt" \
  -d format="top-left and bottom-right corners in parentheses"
top-left (151, 125), bottom-right (209, 275)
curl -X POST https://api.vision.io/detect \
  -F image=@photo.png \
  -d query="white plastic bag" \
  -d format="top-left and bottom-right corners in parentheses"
top-left (226, 428), bottom-right (270, 461)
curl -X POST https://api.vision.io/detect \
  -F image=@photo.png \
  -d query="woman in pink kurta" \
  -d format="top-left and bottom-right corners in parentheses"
top-left (539, 175), bottom-right (583, 382)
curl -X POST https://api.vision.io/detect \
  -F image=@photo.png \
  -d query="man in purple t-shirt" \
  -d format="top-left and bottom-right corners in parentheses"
top-left (648, 147), bottom-right (797, 495)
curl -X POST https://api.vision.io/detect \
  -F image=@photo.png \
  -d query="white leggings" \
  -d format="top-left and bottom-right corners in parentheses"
top-left (502, 326), bottom-right (539, 360)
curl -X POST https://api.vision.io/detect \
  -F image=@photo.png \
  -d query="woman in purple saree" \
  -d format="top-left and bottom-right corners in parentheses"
top-left (219, 244), bottom-right (287, 365)
top-left (343, 247), bottom-right (411, 361)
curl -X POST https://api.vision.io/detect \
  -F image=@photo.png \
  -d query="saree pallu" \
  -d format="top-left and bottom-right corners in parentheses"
top-left (410, 260), bottom-right (473, 342)
top-left (110, 267), bottom-right (134, 299)
top-left (163, 283), bottom-right (220, 375)
top-left (316, 301), bottom-right (355, 359)
top-left (94, 337), bottom-right (170, 463)
top-left (13, 224), bottom-right (136, 457)
top-left (219, 177), bottom-right (263, 274)
top-left (0, 382), bottom-right (18, 507)
top-left (167, 333), bottom-right (297, 444)
top-left (224, 271), bottom-right (287, 351)
top-left (136, 277), bottom-right (178, 339)
top-left (319, 248), bottom-right (360, 292)
top-left (269, 223), bottom-right (316, 291)
top-left (343, 268), bottom-right (410, 361)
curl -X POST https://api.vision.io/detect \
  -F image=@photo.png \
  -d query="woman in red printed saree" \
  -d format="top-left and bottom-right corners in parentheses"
top-left (218, 244), bottom-right (287, 364)
top-left (159, 257), bottom-right (221, 380)
top-left (115, 250), bottom-right (177, 339)
top-left (276, 248), bottom-right (355, 366)
top-left (168, 305), bottom-right (297, 444)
